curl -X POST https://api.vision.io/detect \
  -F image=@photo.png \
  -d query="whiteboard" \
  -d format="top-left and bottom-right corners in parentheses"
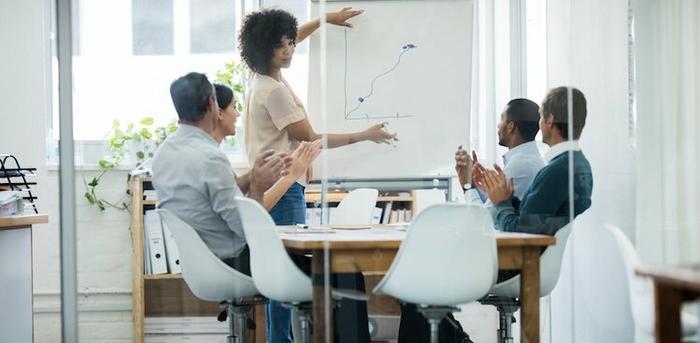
top-left (307, 0), bottom-right (473, 179)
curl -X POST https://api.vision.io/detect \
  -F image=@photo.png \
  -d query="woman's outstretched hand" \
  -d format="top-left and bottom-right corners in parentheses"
top-left (326, 7), bottom-right (364, 28)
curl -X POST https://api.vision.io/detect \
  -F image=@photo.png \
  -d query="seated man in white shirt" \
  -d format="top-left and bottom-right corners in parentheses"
top-left (398, 99), bottom-right (546, 343)
top-left (152, 72), bottom-right (291, 274)
top-left (455, 98), bottom-right (544, 208)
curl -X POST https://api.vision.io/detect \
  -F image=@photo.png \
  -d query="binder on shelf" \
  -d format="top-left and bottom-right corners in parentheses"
top-left (144, 224), bottom-right (152, 275)
top-left (161, 219), bottom-right (182, 274)
top-left (397, 209), bottom-right (405, 223)
top-left (389, 210), bottom-right (399, 224)
top-left (381, 202), bottom-right (393, 224)
top-left (372, 207), bottom-right (383, 224)
top-left (144, 210), bottom-right (168, 274)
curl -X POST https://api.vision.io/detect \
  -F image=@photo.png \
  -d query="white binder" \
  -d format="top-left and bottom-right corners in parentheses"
top-left (371, 207), bottom-right (383, 224)
top-left (161, 219), bottom-right (182, 274)
top-left (144, 210), bottom-right (168, 275)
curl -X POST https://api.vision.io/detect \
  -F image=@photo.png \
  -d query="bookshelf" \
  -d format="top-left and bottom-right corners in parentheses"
top-left (304, 191), bottom-right (418, 225)
top-left (130, 176), bottom-right (264, 343)
top-left (131, 176), bottom-right (451, 342)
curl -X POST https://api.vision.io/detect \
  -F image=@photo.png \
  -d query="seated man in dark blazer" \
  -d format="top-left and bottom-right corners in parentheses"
top-left (477, 86), bottom-right (593, 242)
top-left (397, 87), bottom-right (593, 343)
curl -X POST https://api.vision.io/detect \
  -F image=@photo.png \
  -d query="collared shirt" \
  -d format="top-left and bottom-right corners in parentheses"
top-left (544, 140), bottom-right (581, 163)
top-left (152, 124), bottom-right (246, 259)
top-left (464, 140), bottom-right (544, 207)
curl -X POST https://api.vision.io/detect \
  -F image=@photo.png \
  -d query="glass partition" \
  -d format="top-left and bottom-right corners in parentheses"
top-left (47, 0), bottom-right (699, 342)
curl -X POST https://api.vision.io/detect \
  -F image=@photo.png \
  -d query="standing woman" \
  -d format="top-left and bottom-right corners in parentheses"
top-left (212, 83), bottom-right (322, 211)
top-left (239, 8), bottom-right (396, 343)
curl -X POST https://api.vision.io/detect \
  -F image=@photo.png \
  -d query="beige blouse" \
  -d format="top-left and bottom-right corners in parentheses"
top-left (244, 73), bottom-right (308, 185)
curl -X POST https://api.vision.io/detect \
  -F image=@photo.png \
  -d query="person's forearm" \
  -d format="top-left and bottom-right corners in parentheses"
top-left (263, 176), bottom-right (298, 210)
top-left (236, 172), bottom-right (252, 194)
top-left (323, 131), bottom-right (368, 148)
top-left (297, 19), bottom-right (320, 44)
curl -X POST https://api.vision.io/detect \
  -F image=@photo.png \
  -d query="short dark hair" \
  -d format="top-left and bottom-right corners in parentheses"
top-left (169, 72), bottom-right (214, 122)
top-left (541, 87), bottom-right (587, 140)
top-left (505, 98), bottom-right (540, 141)
top-left (238, 8), bottom-right (298, 74)
top-left (214, 83), bottom-right (234, 110)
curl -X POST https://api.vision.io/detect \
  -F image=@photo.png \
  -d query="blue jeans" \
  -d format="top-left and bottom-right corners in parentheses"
top-left (267, 183), bottom-right (305, 343)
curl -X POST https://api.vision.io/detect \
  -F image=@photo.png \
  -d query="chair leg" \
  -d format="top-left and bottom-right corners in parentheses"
top-left (415, 305), bottom-right (460, 343)
top-left (222, 301), bottom-right (252, 343)
top-left (479, 296), bottom-right (519, 343)
top-left (496, 308), bottom-right (516, 343)
top-left (428, 318), bottom-right (441, 343)
top-left (296, 307), bottom-right (313, 343)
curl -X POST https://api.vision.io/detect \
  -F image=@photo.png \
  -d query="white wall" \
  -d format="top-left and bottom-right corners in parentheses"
top-left (545, 0), bottom-right (638, 342)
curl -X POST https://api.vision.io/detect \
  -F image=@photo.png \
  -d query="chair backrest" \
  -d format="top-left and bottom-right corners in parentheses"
top-left (374, 204), bottom-right (498, 305)
top-left (155, 208), bottom-right (259, 302)
top-left (330, 188), bottom-right (379, 225)
top-left (491, 221), bottom-right (574, 297)
top-left (605, 224), bottom-right (655, 335)
top-left (235, 196), bottom-right (312, 303)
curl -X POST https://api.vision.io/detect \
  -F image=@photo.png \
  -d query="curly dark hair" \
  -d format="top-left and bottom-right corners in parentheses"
top-left (238, 8), bottom-right (298, 74)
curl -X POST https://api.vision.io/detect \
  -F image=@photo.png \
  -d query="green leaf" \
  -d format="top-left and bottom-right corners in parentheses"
top-left (127, 123), bottom-right (134, 131)
top-left (96, 200), bottom-right (105, 211)
top-left (139, 128), bottom-right (152, 139)
top-left (148, 152), bottom-right (154, 157)
top-left (84, 192), bottom-right (94, 204)
top-left (140, 117), bottom-right (154, 126)
top-left (98, 160), bottom-right (111, 170)
top-left (112, 119), bottom-right (120, 129)
top-left (136, 151), bottom-right (145, 159)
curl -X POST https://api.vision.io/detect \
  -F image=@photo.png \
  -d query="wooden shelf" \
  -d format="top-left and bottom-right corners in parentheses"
top-left (304, 192), bottom-right (414, 203)
top-left (144, 273), bottom-right (183, 280)
top-left (130, 176), bottom-right (263, 343)
top-left (141, 194), bottom-right (412, 205)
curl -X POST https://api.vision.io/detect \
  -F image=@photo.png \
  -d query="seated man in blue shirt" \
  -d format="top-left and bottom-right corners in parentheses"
top-left (456, 98), bottom-right (544, 208)
top-left (152, 72), bottom-right (291, 275)
top-left (477, 86), bottom-right (593, 239)
top-left (398, 99), bottom-right (546, 343)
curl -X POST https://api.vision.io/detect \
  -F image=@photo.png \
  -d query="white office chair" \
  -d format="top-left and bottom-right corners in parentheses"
top-left (480, 222), bottom-right (574, 343)
top-left (235, 196), bottom-right (368, 343)
top-left (606, 224), bottom-right (698, 341)
top-left (374, 204), bottom-right (498, 343)
top-left (156, 208), bottom-right (263, 343)
top-left (330, 188), bottom-right (379, 225)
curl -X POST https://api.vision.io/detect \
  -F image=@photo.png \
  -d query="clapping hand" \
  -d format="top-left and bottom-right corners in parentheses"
top-left (455, 146), bottom-right (478, 188)
top-left (474, 164), bottom-right (513, 204)
top-left (250, 150), bottom-right (293, 196)
top-left (288, 140), bottom-right (323, 180)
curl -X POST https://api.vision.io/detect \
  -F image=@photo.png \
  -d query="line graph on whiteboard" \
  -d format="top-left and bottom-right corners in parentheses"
top-left (343, 29), bottom-right (418, 121)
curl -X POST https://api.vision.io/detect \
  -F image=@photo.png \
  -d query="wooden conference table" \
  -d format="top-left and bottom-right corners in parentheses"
top-left (278, 225), bottom-right (555, 343)
top-left (637, 264), bottom-right (700, 343)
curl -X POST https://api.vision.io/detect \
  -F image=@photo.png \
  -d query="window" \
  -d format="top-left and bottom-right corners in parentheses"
top-left (132, 0), bottom-right (174, 55)
top-left (49, 0), bottom-right (253, 167)
top-left (190, 0), bottom-right (237, 53)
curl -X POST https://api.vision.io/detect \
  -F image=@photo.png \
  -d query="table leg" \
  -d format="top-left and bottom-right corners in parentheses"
top-left (312, 250), bottom-right (334, 343)
top-left (654, 283), bottom-right (682, 343)
top-left (520, 247), bottom-right (541, 343)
